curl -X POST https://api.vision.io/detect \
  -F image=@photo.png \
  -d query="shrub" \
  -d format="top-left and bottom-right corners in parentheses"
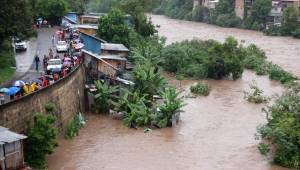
top-left (257, 90), bottom-right (300, 169)
top-left (215, 13), bottom-right (242, 27)
top-left (25, 113), bottom-right (58, 169)
top-left (264, 25), bottom-right (282, 36)
top-left (292, 28), bottom-right (300, 38)
top-left (65, 113), bottom-right (85, 139)
top-left (44, 102), bottom-right (55, 113)
top-left (268, 64), bottom-right (296, 84)
top-left (190, 82), bottom-right (210, 96)
top-left (244, 81), bottom-right (268, 103)
top-left (258, 143), bottom-right (270, 155)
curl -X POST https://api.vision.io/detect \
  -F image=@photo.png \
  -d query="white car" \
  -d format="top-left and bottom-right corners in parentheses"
top-left (56, 41), bottom-right (68, 52)
top-left (47, 59), bottom-right (62, 74)
top-left (15, 39), bottom-right (27, 51)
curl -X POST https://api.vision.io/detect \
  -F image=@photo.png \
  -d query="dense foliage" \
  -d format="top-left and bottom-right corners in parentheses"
top-left (25, 113), bottom-right (58, 169)
top-left (133, 62), bottom-right (166, 99)
top-left (119, 0), bottom-right (157, 37)
top-left (93, 80), bottom-right (118, 113)
top-left (243, 0), bottom-right (272, 30)
top-left (190, 82), bottom-right (210, 96)
top-left (257, 89), bottom-right (300, 169)
top-left (161, 37), bottom-right (244, 80)
top-left (97, 9), bottom-right (131, 47)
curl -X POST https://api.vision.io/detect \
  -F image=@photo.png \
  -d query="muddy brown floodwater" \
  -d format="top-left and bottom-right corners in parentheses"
top-left (47, 15), bottom-right (299, 170)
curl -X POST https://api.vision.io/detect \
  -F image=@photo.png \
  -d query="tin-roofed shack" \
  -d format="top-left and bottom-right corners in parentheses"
top-left (0, 127), bottom-right (27, 170)
top-left (101, 43), bottom-right (129, 57)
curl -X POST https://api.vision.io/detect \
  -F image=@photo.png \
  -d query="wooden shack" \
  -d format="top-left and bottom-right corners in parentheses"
top-left (0, 127), bottom-right (27, 170)
top-left (83, 49), bottom-right (126, 80)
top-left (101, 43), bottom-right (129, 57)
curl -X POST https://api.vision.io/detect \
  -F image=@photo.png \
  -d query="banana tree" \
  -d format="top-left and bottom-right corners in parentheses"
top-left (133, 62), bottom-right (166, 100)
top-left (93, 80), bottom-right (118, 113)
top-left (157, 87), bottom-right (185, 128)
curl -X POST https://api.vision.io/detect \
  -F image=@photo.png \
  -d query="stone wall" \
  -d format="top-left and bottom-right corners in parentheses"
top-left (0, 64), bottom-right (85, 133)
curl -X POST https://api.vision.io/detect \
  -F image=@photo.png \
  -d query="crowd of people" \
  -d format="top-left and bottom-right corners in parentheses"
top-left (0, 26), bottom-right (85, 105)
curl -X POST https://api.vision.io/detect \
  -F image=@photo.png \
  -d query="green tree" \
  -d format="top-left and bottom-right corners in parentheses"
top-left (36, 0), bottom-right (68, 25)
top-left (282, 6), bottom-right (299, 35)
top-left (214, 0), bottom-right (235, 15)
top-left (65, 0), bottom-right (85, 14)
top-left (251, 0), bottom-right (272, 25)
top-left (97, 8), bottom-right (131, 46)
top-left (93, 80), bottom-right (118, 113)
top-left (0, 0), bottom-right (34, 41)
top-left (87, 0), bottom-right (118, 13)
top-left (119, 0), bottom-right (157, 36)
top-left (25, 113), bottom-right (58, 169)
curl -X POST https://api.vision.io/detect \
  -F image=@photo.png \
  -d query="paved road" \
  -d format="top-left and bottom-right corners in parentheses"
top-left (9, 27), bottom-right (58, 85)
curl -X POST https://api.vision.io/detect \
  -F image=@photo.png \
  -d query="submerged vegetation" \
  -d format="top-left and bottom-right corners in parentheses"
top-left (161, 37), bottom-right (244, 80)
top-left (190, 82), bottom-right (210, 96)
top-left (257, 89), bottom-right (300, 169)
top-left (244, 81), bottom-right (268, 103)
top-left (65, 113), bottom-right (85, 139)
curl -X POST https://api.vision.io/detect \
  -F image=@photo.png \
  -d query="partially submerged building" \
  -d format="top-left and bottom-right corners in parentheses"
top-left (0, 127), bottom-right (27, 170)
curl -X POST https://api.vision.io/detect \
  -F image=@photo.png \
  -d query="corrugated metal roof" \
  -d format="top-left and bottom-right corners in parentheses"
top-left (101, 43), bottom-right (129, 52)
top-left (0, 126), bottom-right (27, 144)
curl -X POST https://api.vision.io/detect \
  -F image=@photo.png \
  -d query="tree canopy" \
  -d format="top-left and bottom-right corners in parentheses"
top-left (0, 0), bottom-right (34, 41)
top-left (97, 9), bottom-right (131, 46)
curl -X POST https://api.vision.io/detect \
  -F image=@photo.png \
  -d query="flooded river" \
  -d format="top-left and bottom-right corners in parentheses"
top-left (47, 15), bottom-right (300, 170)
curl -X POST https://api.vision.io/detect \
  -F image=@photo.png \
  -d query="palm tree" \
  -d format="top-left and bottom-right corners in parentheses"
top-left (93, 80), bottom-right (118, 113)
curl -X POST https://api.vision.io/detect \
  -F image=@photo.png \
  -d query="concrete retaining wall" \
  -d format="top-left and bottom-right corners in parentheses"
top-left (0, 64), bottom-right (85, 133)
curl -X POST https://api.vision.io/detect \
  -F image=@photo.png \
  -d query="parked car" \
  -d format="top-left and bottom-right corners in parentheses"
top-left (47, 59), bottom-right (62, 75)
top-left (56, 41), bottom-right (68, 52)
top-left (15, 39), bottom-right (27, 51)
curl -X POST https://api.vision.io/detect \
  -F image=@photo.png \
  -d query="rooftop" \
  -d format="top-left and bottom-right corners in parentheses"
top-left (101, 43), bottom-right (129, 52)
top-left (0, 126), bottom-right (27, 144)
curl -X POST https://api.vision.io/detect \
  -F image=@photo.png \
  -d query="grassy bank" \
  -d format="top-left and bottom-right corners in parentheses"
top-left (0, 67), bottom-right (15, 85)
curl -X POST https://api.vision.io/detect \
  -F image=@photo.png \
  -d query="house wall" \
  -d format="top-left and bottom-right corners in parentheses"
top-left (235, 0), bottom-right (245, 19)
top-left (98, 60), bottom-right (120, 78)
top-left (80, 33), bottom-right (102, 54)
top-left (0, 64), bottom-right (85, 133)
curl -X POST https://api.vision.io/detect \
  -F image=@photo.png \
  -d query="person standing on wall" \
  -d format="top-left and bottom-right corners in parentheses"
top-left (34, 54), bottom-right (40, 71)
